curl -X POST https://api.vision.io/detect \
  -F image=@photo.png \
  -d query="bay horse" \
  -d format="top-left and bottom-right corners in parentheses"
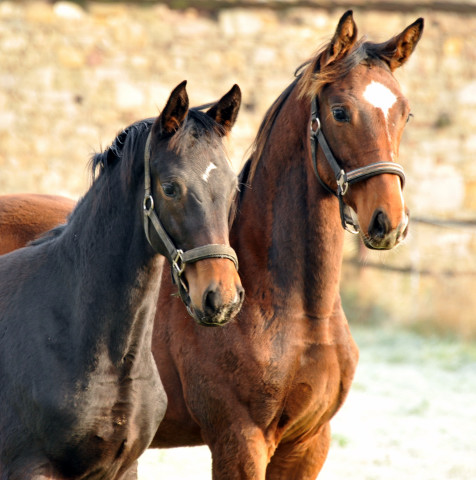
top-left (0, 81), bottom-right (243, 479)
top-left (0, 194), bottom-right (75, 255)
top-left (149, 12), bottom-right (424, 479)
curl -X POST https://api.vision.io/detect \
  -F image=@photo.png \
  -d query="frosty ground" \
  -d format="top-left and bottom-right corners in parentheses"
top-left (137, 326), bottom-right (476, 479)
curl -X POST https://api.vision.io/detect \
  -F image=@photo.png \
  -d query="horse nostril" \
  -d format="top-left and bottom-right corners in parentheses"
top-left (204, 287), bottom-right (223, 315)
top-left (236, 286), bottom-right (245, 307)
top-left (368, 210), bottom-right (390, 239)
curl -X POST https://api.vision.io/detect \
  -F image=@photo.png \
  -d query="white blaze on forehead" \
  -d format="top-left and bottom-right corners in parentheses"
top-left (362, 81), bottom-right (397, 120)
top-left (202, 162), bottom-right (217, 182)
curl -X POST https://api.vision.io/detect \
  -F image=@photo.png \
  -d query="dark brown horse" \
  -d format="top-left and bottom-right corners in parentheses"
top-left (0, 194), bottom-right (75, 255)
top-left (149, 12), bottom-right (423, 479)
top-left (0, 82), bottom-right (243, 479)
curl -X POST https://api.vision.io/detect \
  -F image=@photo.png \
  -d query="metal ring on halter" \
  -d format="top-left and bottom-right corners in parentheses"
top-left (310, 116), bottom-right (321, 135)
top-left (143, 194), bottom-right (154, 213)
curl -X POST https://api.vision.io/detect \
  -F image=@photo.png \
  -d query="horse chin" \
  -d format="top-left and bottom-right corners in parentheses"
top-left (361, 224), bottom-right (408, 250)
top-left (362, 235), bottom-right (394, 250)
top-left (188, 306), bottom-right (237, 328)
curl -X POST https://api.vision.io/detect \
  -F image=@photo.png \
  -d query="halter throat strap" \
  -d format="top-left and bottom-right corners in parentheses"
top-left (309, 96), bottom-right (406, 233)
top-left (142, 130), bottom-right (239, 309)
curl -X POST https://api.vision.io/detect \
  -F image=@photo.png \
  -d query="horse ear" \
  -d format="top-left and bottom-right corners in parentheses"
top-left (155, 80), bottom-right (189, 136)
top-left (206, 84), bottom-right (242, 135)
top-left (378, 18), bottom-right (424, 71)
top-left (320, 10), bottom-right (357, 68)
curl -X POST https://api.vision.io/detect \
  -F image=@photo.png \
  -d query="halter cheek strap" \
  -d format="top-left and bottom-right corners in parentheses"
top-left (142, 131), bottom-right (239, 311)
top-left (309, 96), bottom-right (406, 233)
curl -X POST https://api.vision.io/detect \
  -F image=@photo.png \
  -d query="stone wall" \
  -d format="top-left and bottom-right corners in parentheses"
top-left (1, 1), bottom-right (475, 336)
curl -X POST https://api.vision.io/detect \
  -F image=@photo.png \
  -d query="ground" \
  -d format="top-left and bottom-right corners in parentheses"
top-left (137, 326), bottom-right (476, 479)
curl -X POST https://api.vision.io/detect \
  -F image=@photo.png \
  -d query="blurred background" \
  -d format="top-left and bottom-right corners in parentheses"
top-left (0, 1), bottom-right (475, 478)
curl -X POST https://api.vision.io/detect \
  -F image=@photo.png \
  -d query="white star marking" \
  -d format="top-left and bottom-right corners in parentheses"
top-left (362, 80), bottom-right (398, 161)
top-left (363, 81), bottom-right (397, 121)
top-left (202, 162), bottom-right (217, 182)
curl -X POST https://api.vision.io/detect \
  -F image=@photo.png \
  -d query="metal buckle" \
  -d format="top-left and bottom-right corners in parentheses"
top-left (172, 249), bottom-right (185, 276)
top-left (143, 194), bottom-right (154, 213)
top-left (336, 170), bottom-right (349, 196)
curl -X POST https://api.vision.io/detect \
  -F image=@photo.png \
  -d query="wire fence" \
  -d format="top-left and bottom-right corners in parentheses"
top-left (345, 216), bottom-right (476, 277)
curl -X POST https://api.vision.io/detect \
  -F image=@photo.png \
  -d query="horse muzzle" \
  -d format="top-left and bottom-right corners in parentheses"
top-left (189, 284), bottom-right (244, 327)
top-left (363, 209), bottom-right (409, 250)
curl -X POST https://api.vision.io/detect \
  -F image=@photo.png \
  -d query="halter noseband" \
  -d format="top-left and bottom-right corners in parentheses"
top-left (142, 131), bottom-right (239, 312)
top-left (309, 96), bottom-right (406, 233)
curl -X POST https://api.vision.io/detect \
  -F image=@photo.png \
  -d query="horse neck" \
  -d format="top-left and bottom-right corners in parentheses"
top-left (61, 164), bottom-right (163, 366)
top-left (232, 85), bottom-right (344, 319)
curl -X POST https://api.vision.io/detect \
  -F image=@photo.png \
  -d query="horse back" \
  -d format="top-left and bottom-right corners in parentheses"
top-left (0, 194), bottom-right (75, 255)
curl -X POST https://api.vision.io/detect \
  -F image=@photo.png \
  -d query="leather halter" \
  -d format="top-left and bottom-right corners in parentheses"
top-left (142, 131), bottom-right (239, 311)
top-left (309, 96), bottom-right (406, 233)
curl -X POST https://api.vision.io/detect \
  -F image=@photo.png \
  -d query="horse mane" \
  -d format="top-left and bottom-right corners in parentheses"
top-left (167, 108), bottom-right (228, 158)
top-left (242, 37), bottom-right (391, 189)
top-left (297, 38), bottom-right (392, 101)
top-left (91, 109), bottom-right (228, 182)
top-left (29, 223), bottom-right (68, 246)
top-left (91, 118), bottom-right (154, 181)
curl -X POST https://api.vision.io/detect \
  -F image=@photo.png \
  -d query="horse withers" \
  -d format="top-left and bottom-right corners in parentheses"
top-left (149, 12), bottom-right (423, 479)
top-left (0, 81), bottom-right (243, 479)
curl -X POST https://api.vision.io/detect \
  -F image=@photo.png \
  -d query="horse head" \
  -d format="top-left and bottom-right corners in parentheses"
top-left (303, 10), bottom-right (423, 249)
top-left (145, 81), bottom-right (244, 325)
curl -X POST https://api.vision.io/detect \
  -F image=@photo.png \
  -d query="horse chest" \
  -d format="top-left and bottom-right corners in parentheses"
top-left (278, 336), bottom-right (358, 437)
top-left (251, 324), bottom-right (357, 434)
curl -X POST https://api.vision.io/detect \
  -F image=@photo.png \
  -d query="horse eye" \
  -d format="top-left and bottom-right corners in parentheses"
top-left (332, 107), bottom-right (349, 123)
top-left (161, 182), bottom-right (177, 198)
top-left (406, 113), bottom-right (414, 124)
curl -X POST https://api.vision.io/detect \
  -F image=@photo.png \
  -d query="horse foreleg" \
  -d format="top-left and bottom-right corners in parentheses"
top-left (265, 423), bottom-right (331, 480)
top-left (206, 424), bottom-right (270, 480)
